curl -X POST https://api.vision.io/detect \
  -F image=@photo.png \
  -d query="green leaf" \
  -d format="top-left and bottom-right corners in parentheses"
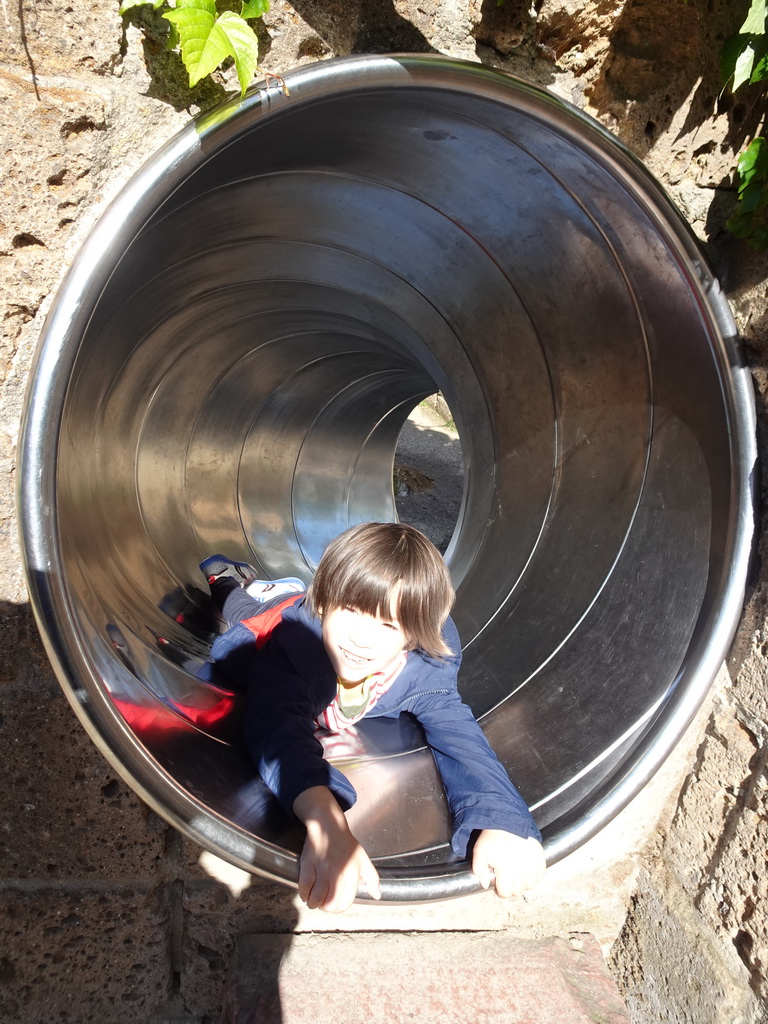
top-left (737, 137), bottom-right (768, 192)
top-left (721, 25), bottom-right (768, 89)
top-left (740, 0), bottom-right (767, 35)
top-left (164, 1), bottom-right (222, 88)
top-left (166, 18), bottom-right (180, 51)
top-left (164, 0), bottom-right (259, 94)
top-left (733, 40), bottom-right (756, 90)
top-left (737, 181), bottom-right (763, 212)
top-left (728, 137), bottom-right (768, 250)
top-left (241, 0), bottom-right (269, 19)
top-left (217, 10), bottom-right (260, 94)
top-left (721, 33), bottom-right (747, 85)
top-left (726, 211), bottom-right (752, 238)
top-left (753, 42), bottom-right (768, 82)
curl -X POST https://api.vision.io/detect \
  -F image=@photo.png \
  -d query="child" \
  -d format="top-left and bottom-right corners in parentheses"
top-left (201, 522), bottom-right (545, 913)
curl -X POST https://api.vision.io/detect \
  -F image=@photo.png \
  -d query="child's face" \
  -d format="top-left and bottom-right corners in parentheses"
top-left (321, 594), bottom-right (408, 684)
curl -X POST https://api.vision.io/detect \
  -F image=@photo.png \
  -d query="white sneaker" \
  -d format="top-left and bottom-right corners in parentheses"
top-left (245, 577), bottom-right (305, 603)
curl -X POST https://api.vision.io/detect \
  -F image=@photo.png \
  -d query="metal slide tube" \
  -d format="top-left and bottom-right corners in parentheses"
top-left (18, 55), bottom-right (755, 901)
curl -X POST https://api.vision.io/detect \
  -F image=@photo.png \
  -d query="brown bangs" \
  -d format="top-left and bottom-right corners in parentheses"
top-left (306, 522), bottom-right (455, 659)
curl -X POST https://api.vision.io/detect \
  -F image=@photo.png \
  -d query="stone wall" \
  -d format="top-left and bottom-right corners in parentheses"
top-left (1, 2), bottom-right (767, 1022)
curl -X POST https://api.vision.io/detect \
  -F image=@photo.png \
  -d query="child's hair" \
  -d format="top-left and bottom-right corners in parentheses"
top-left (306, 522), bottom-right (455, 659)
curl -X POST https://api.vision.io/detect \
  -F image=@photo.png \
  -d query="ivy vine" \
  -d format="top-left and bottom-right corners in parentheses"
top-left (721, 0), bottom-right (768, 249)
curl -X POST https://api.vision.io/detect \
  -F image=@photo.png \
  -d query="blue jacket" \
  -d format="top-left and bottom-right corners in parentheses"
top-left (210, 596), bottom-right (541, 858)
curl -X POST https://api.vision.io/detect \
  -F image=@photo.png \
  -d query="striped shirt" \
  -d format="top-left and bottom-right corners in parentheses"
top-left (314, 650), bottom-right (408, 734)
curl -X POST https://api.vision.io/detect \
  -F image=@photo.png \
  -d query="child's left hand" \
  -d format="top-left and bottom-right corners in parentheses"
top-left (471, 829), bottom-right (546, 898)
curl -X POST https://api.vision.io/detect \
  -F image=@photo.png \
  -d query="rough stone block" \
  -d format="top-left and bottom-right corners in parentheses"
top-left (664, 705), bottom-right (760, 900)
top-left (0, 71), bottom-right (110, 261)
top-left (609, 870), bottom-right (765, 1024)
top-left (179, 879), bottom-right (300, 1018)
top-left (0, 601), bottom-right (48, 688)
top-left (0, 885), bottom-right (172, 1023)
top-left (4, 0), bottom-right (123, 77)
top-left (0, 688), bottom-right (169, 881)
top-left (701, 798), bottom-right (768, 1003)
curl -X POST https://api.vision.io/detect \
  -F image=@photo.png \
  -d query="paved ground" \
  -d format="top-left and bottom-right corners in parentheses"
top-left (221, 931), bottom-right (632, 1024)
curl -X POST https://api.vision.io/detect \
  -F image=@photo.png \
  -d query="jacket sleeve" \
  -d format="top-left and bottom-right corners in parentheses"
top-left (412, 686), bottom-right (542, 857)
top-left (242, 662), bottom-right (357, 818)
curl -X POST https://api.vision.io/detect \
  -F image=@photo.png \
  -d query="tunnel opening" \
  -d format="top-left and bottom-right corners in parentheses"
top-left (19, 55), bottom-right (755, 901)
top-left (394, 394), bottom-right (464, 555)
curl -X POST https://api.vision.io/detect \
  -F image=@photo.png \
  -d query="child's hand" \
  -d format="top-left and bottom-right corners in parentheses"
top-left (471, 829), bottom-right (546, 898)
top-left (293, 786), bottom-right (381, 913)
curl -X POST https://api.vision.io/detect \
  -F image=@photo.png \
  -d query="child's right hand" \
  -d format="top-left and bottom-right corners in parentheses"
top-left (293, 786), bottom-right (381, 913)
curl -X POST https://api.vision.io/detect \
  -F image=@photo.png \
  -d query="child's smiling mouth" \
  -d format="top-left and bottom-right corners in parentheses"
top-left (339, 647), bottom-right (369, 666)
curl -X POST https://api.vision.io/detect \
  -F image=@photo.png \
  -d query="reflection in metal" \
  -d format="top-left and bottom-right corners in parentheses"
top-left (19, 55), bottom-right (755, 902)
